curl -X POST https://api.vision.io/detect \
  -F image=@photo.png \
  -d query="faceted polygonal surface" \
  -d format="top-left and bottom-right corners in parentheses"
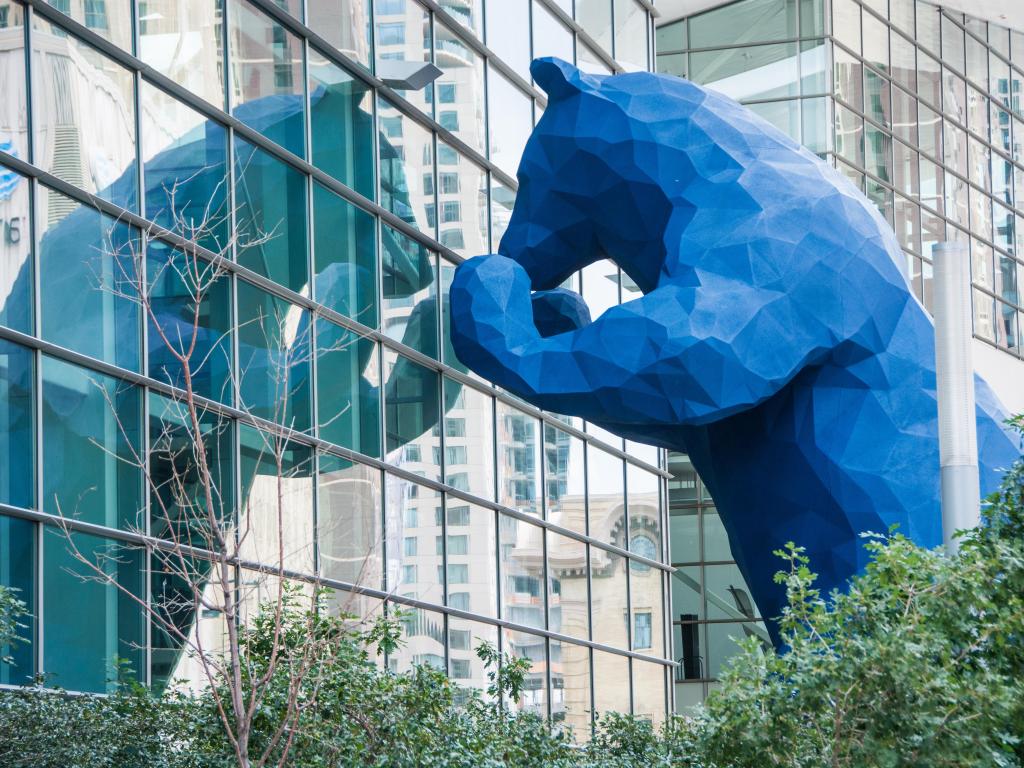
top-left (450, 58), bottom-right (1020, 643)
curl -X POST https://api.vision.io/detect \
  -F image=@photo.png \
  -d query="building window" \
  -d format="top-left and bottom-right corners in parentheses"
top-left (633, 612), bottom-right (653, 650)
top-left (377, 22), bottom-right (405, 45)
top-left (451, 658), bottom-right (471, 678)
top-left (445, 418), bottom-right (466, 437)
top-left (437, 144), bottom-right (459, 165)
top-left (441, 201), bottom-right (461, 223)
top-left (403, 536), bottom-right (418, 556)
top-left (381, 116), bottom-right (403, 138)
top-left (446, 445), bottom-right (468, 465)
top-left (448, 564), bottom-right (469, 584)
top-left (440, 229), bottom-right (465, 249)
top-left (447, 534), bottom-right (469, 556)
top-left (439, 172), bottom-right (460, 194)
top-left (447, 505), bottom-right (471, 526)
top-left (449, 592), bottom-right (471, 611)
top-left (84, 0), bottom-right (108, 29)
top-left (438, 83), bottom-right (457, 103)
top-left (439, 110), bottom-right (459, 131)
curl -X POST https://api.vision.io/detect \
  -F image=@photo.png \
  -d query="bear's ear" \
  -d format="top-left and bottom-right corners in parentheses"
top-left (531, 57), bottom-right (589, 101)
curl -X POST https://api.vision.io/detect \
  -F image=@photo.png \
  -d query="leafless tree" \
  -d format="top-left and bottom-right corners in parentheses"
top-left (50, 171), bottom-right (383, 768)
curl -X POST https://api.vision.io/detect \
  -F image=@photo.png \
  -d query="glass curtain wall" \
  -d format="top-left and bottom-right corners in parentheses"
top-left (0, 0), bottom-right (670, 733)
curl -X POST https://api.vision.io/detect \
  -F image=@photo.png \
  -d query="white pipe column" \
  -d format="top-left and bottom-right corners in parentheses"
top-left (932, 242), bottom-right (981, 554)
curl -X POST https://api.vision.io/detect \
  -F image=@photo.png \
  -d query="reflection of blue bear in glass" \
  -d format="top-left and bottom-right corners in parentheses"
top-left (450, 58), bottom-right (1021, 642)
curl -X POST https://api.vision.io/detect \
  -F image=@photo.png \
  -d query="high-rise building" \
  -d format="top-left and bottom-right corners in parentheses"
top-left (657, 0), bottom-right (1024, 709)
top-left (0, 0), bottom-right (672, 737)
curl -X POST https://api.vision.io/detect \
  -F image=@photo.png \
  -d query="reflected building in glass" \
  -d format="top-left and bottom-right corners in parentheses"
top-left (657, 0), bottom-right (1024, 709)
top-left (0, 0), bottom-right (672, 738)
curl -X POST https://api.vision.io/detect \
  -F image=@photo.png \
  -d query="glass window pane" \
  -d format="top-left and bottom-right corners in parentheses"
top-left (318, 454), bottom-right (383, 589)
top-left (434, 22), bottom-right (486, 156)
top-left (0, 340), bottom-right (33, 509)
top-left (627, 463), bottom-right (661, 555)
top-left (705, 562), bottom-right (761, 620)
top-left (443, 377), bottom-right (494, 500)
top-left (500, 512), bottom-right (545, 630)
top-left (488, 71), bottom-right (532, 179)
top-left (383, 349), bottom-right (441, 482)
top-left (551, 638), bottom-right (591, 741)
top-left (0, 3), bottom-right (28, 162)
top-left (448, 617), bottom-right (496, 701)
top-left (544, 424), bottom-right (586, 535)
top-left (141, 82), bottom-right (230, 251)
top-left (532, 2), bottom-right (573, 64)
top-left (548, 530), bottom-right (587, 639)
top-left (374, 1), bottom-right (433, 113)
top-left (613, 0), bottom-right (647, 72)
top-left (151, 551), bottom-right (229, 692)
top-left (576, 0), bottom-right (612, 53)
top-left (43, 528), bottom-right (145, 692)
top-left (485, 0), bottom-right (529, 81)
top-left (633, 661), bottom-right (666, 725)
top-left (630, 562), bottom-right (663, 654)
top-left (148, 391), bottom-right (234, 548)
top-left (490, 178), bottom-right (514, 252)
top-left (447, 502), bottom-right (496, 616)
top-left (378, 96), bottom-right (436, 235)
top-left (32, 17), bottom-right (137, 210)
top-left (690, 44), bottom-right (799, 102)
top-left (308, 0), bottom-right (372, 69)
top-left (381, 222), bottom-right (438, 356)
top-left (316, 318), bottom-right (380, 457)
top-left (308, 48), bottom-right (375, 199)
top-left (436, 142), bottom-right (488, 259)
top-left (47, 0), bottom-right (131, 50)
top-left (591, 546), bottom-right (627, 649)
top-left (312, 182), bottom-right (377, 326)
top-left (239, 424), bottom-right (314, 573)
top-left (587, 446), bottom-right (624, 548)
top-left (503, 627), bottom-right (547, 715)
top-left (670, 565), bottom-right (702, 621)
top-left (236, 278), bottom-right (312, 431)
top-left (497, 402), bottom-right (541, 517)
top-left (235, 137), bottom-right (309, 294)
top-left (592, 649), bottom-right (629, 716)
top-left (0, 161), bottom-right (32, 334)
top-left (690, 0), bottom-right (796, 48)
top-left (669, 508), bottom-right (698, 564)
top-left (0, 515), bottom-right (34, 684)
top-left (42, 356), bottom-right (142, 529)
top-left (147, 240), bottom-right (233, 403)
top-left (228, 0), bottom-right (305, 157)
top-left (38, 189), bottom-right (140, 369)
top-left (862, 10), bottom-right (888, 73)
top-left (386, 476), bottom-right (442, 605)
top-left (706, 620), bottom-right (770, 678)
top-left (139, 0), bottom-right (225, 108)
top-left (389, 604), bottom-right (445, 673)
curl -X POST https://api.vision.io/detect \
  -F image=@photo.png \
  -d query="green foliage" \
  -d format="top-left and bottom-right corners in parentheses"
top-left (0, 585), bottom-right (27, 666)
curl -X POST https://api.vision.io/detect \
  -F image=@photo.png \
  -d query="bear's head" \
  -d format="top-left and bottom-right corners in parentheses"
top-left (501, 57), bottom-right (797, 299)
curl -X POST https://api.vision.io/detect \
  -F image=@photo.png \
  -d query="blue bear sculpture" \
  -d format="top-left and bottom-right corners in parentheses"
top-left (450, 58), bottom-right (1021, 643)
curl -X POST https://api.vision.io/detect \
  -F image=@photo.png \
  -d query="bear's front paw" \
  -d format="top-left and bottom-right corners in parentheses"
top-left (531, 288), bottom-right (592, 337)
